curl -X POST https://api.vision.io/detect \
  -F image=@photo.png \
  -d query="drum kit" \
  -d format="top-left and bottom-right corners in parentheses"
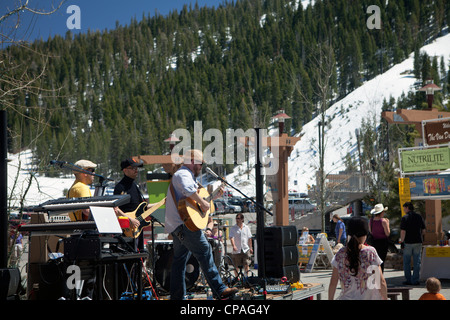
top-left (150, 240), bottom-right (200, 292)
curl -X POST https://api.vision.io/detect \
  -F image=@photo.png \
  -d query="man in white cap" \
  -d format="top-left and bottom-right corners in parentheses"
top-left (165, 149), bottom-right (237, 300)
top-left (67, 159), bottom-right (97, 221)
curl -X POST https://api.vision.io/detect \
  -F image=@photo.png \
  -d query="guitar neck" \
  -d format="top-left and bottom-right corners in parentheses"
top-left (205, 184), bottom-right (224, 203)
top-left (137, 198), bottom-right (166, 222)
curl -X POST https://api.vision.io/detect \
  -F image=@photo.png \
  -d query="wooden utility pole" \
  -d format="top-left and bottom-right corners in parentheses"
top-left (267, 111), bottom-right (301, 226)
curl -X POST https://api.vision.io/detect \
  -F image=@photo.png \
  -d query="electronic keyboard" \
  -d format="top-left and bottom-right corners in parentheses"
top-left (32, 194), bottom-right (131, 213)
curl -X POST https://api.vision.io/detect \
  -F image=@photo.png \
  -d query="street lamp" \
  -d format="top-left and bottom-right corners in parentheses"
top-left (164, 133), bottom-right (180, 152)
top-left (419, 79), bottom-right (442, 110)
top-left (272, 110), bottom-right (291, 136)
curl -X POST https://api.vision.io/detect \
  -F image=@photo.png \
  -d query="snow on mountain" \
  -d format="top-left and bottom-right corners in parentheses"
top-left (7, 150), bottom-right (74, 208)
top-left (287, 32), bottom-right (450, 194)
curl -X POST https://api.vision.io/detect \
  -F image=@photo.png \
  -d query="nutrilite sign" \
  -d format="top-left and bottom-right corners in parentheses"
top-left (400, 146), bottom-right (450, 173)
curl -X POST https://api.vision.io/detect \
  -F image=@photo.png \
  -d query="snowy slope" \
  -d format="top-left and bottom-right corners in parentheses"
top-left (7, 150), bottom-right (74, 208)
top-left (287, 33), bottom-right (450, 194)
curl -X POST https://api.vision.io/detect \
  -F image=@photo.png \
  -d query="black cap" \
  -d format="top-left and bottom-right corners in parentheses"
top-left (121, 158), bottom-right (144, 170)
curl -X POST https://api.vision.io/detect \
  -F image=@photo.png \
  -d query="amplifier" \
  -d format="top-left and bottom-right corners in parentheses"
top-left (263, 226), bottom-right (300, 283)
top-left (264, 226), bottom-right (298, 248)
top-left (264, 245), bottom-right (299, 266)
top-left (64, 235), bottom-right (135, 261)
top-left (265, 264), bottom-right (300, 283)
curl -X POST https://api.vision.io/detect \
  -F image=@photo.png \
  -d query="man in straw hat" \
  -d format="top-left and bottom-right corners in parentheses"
top-left (369, 203), bottom-right (390, 272)
top-left (165, 149), bottom-right (237, 299)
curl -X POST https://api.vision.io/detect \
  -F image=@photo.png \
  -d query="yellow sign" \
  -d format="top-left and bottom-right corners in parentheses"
top-left (425, 246), bottom-right (450, 258)
top-left (297, 244), bottom-right (324, 264)
top-left (398, 177), bottom-right (411, 216)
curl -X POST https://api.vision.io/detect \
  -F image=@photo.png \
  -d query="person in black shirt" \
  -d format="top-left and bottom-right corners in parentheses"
top-left (114, 158), bottom-right (147, 249)
top-left (400, 202), bottom-right (426, 285)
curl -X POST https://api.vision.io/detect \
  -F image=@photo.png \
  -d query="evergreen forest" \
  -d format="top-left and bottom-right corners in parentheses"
top-left (2, 0), bottom-right (450, 179)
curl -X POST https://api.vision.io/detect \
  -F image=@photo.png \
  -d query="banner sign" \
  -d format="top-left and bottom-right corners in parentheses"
top-left (398, 178), bottom-right (411, 216)
top-left (423, 119), bottom-right (450, 146)
top-left (400, 147), bottom-right (450, 173)
top-left (408, 174), bottom-right (450, 200)
top-left (425, 246), bottom-right (450, 258)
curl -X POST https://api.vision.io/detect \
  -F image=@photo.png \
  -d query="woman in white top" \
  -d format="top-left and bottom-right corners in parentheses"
top-left (329, 217), bottom-right (388, 300)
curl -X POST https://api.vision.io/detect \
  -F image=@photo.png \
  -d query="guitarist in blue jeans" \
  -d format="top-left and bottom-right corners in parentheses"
top-left (165, 149), bottom-right (238, 300)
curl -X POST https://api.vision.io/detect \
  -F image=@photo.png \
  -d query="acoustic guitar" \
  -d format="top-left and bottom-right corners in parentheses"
top-left (177, 183), bottom-right (224, 232)
top-left (122, 197), bottom-right (166, 238)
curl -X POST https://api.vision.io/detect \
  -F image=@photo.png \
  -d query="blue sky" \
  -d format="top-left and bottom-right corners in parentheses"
top-left (1, 0), bottom-right (224, 43)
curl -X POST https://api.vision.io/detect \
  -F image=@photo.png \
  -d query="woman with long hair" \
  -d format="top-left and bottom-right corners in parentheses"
top-left (329, 217), bottom-right (387, 300)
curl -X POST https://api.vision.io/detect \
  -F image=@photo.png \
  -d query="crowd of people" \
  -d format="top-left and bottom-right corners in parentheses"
top-left (300, 202), bottom-right (446, 300)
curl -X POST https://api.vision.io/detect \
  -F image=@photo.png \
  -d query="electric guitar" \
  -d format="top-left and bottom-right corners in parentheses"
top-left (122, 197), bottom-right (166, 238)
top-left (177, 183), bottom-right (224, 232)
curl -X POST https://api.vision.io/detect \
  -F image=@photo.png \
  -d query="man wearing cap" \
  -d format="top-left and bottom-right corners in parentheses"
top-left (67, 159), bottom-right (97, 221)
top-left (165, 149), bottom-right (237, 300)
top-left (114, 158), bottom-right (146, 212)
top-left (369, 203), bottom-right (390, 272)
top-left (114, 158), bottom-right (146, 248)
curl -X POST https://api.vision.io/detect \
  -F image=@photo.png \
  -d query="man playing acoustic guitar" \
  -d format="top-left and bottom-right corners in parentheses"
top-left (165, 149), bottom-right (238, 300)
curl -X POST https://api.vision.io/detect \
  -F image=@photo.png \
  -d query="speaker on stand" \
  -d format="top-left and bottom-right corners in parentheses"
top-left (263, 226), bottom-right (300, 283)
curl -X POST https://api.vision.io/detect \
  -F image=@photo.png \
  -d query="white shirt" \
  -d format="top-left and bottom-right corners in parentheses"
top-left (165, 166), bottom-right (198, 234)
top-left (230, 223), bottom-right (252, 254)
top-left (331, 246), bottom-right (384, 300)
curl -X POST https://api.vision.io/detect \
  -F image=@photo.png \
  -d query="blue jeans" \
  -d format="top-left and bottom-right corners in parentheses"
top-left (403, 243), bottom-right (422, 284)
top-left (170, 224), bottom-right (226, 299)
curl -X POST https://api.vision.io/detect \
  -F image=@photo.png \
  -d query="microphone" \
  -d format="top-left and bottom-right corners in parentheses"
top-left (206, 167), bottom-right (219, 179)
top-left (49, 160), bottom-right (67, 167)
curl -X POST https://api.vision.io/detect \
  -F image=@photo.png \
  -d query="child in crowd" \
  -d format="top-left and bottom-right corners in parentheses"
top-left (419, 277), bottom-right (446, 300)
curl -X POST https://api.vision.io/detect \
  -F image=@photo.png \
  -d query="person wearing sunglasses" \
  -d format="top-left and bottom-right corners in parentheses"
top-left (229, 213), bottom-right (253, 277)
top-left (67, 159), bottom-right (98, 221)
top-left (114, 158), bottom-right (145, 249)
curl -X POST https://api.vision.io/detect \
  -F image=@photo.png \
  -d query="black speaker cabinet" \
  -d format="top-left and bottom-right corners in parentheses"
top-left (265, 245), bottom-right (299, 266)
top-left (263, 226), bottom-right (300, 282)
top-left (0, 268), bottom-right (21, 299)
top-left (264, 225), bottom-right (298, 248)
top-left (266, 265), bottom-right (300, 283)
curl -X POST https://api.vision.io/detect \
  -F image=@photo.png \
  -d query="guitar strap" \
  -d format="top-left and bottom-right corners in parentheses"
top-left (169, 182), bottom-right (191, 224)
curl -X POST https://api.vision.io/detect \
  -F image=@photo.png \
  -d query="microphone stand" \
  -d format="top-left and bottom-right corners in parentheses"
top-left (147, 215), bottom-right (164, 295)
top-left (206, 167), bottom-right (273, 216)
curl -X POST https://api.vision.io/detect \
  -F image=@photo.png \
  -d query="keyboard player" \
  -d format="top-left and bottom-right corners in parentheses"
top-left (67, 159), bottom-right (97, 221)
top-left (66, 159), bottom-right (140, 229)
